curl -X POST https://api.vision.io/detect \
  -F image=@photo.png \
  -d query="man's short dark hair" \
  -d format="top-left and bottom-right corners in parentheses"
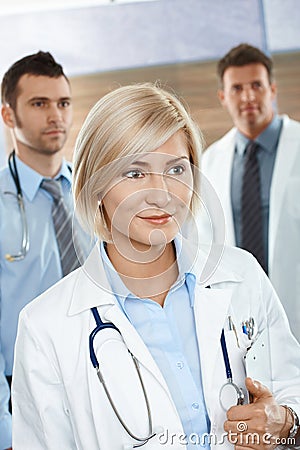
top-left (217, 43), bottom-right (274, 87)
top-left (1, 51), bottom-right (69, 109)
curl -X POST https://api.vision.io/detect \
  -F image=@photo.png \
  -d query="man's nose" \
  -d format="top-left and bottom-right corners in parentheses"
top-left (241, 85), bottom-right (256, 102)
top-left (47, 104), bottom-right (63, 123)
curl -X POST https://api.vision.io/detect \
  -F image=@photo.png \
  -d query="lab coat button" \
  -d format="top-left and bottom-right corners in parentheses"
top-left (176, 361), bottom-right (184, 369)
top-left (192, 402), bottom-right (199, 410)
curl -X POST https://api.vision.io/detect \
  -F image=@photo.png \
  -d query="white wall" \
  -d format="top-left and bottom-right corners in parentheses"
top-left (0, 0), bottom-right (266, 79)
top-left (0, 0), bottom-right (154, 14)
top-left (263, 0), bottom-right (300, 52)
top-left (0, 0), bottom-right (299, 164)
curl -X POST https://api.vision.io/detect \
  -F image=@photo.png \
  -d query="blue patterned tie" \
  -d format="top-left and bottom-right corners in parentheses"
top-left (241, 141), bottom-right (267, 273)
top-left (41, 178), bottom-right (81, 275)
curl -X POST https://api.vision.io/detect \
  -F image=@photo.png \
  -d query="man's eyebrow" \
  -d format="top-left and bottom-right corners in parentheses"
top-left (28, 96), bottom-right (49, 102)
top-left (27, 96), bottom-right (71, 102)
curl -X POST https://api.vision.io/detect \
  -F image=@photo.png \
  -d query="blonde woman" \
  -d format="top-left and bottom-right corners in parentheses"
top-left (12, 83), bottom-right (300, 449)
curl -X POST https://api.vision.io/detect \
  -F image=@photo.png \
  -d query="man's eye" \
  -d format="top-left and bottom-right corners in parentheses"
top-left (252, 81), bottom-right (262, 89)
top-left (167, 165), bottom-right (185, 176)
top-left (32, 101), bottom-right (45, 107)
top-left (231, 85), bottom-right (242, 93)
top-left (124, 169), bottom-right (145, 179)
top-left (60, 101), bottom-right (71, 108)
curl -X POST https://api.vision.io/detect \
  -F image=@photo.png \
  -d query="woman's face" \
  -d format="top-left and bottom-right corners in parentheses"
top-left (102, 131), bottom-right (193, 253)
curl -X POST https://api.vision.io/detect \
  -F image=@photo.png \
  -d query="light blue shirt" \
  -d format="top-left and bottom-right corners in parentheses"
top-left (100, 240), bottom-right (210, 449)
top-left (231, 115), bottom-right (283, 270)
top-left (0, 346), bottom-right (11, 449)
top-left (0, 155), bottom-right (91, 375)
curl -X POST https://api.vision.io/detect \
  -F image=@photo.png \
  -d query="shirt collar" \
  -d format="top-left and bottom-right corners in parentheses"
top-left (235, 114), bottom-right (282, 156)
top-left (14, 155), bottom-right (72, 201)
top-left (100, 237), bottom-right (197, 309)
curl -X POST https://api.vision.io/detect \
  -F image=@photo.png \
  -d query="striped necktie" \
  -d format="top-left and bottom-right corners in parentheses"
top-left (241, 141), bottom-right (267, 273)
top-left (41, 178), bottom-right (81, 276)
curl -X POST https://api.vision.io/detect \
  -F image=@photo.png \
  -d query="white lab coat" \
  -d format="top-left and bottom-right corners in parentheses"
top-left (198, 115), bottom-right (300, 342)
top-left (12, 240), bottom-right (300, 450)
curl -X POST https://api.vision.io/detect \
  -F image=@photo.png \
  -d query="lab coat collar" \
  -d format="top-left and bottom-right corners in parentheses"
top-left (68, 244), bottom-right (116, 316)
top-left (68, 239), bottom-right (243, 316)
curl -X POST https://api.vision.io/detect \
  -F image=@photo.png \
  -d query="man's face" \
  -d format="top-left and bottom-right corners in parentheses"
top-left (218, 63), bottom-right (277, 138)
top-left (8, 74), bottom-right (72, 155)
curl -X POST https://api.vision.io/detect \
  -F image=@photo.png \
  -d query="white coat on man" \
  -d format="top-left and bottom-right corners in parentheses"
top-left (12, 238), bottom-right (300, 450)
top-left (197, 115), bottom-right (300, 342)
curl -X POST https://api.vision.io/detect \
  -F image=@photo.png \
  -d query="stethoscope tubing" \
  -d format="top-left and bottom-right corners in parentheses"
top-left (5, 151), bottom-right (29, 261)
top-left (89, 307), bottom-right (155, 447)
top-left (219, 328), bottom-right (244, 410)
top-left (220, 329), bottom-right (233, 381)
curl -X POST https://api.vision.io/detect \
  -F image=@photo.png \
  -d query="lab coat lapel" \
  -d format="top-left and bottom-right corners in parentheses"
top-left (193, 283), bottom-right (234, 408)
top-left (103, 304), bottom-right (171, 394)
top-left (269, 115), bottom-right (299, 273)
top-left (70, 245), bottom-right (175, 398)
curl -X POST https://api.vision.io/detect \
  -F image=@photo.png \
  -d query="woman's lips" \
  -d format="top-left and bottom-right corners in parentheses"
top-left (138, 215), bottom-right (172, 225)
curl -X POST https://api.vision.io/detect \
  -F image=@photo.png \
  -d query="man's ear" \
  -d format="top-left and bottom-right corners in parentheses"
top-left (1, 104), bottom-right (16, 128)
top-left (270, 82), bottom-right (277, 101)
top-left (217, 89), bottom-right (226, 106)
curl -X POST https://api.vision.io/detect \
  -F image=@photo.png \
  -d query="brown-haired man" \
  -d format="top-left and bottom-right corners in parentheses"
top-left (199, 43), bottom-right (300, 343)
top-left (0, 51), bottom-right (90, 448)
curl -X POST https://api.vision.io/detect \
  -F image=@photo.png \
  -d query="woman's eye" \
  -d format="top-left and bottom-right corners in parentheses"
top-left (124, 169), bottom-right (145, 179)
top-left (167, 165), bottom-right (185, 176)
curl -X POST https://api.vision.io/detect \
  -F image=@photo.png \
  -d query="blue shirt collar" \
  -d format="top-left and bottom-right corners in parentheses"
top-left (100, 237), bottom-right (196, 309)
top-left (14, 155), bottom-right (72, 201)
top-left (235, 114), bottom-right (283, 156)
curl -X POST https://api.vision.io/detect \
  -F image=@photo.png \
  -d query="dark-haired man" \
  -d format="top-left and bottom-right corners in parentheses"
top-left (0, 52), bottom-right (90, 437)
top-left (198, 43), bottom-right (300, 343)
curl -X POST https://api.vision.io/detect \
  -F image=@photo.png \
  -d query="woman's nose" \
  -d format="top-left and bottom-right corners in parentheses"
top-left (145, 173), bottom-right (171, 207)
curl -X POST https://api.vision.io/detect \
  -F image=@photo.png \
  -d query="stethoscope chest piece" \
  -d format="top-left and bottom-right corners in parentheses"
top-left (219, 381), bottom-right (244, 411)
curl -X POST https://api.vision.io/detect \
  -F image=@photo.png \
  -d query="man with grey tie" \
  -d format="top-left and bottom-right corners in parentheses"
top-left (198, 43), bottom-right (300, 342)
top-left (0, 51), bottom-right (91, 440)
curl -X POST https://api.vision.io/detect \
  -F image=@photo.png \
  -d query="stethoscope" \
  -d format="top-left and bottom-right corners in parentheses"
top-left (219, 329), bottom-right (245, 411)
top-left (89, 307), bottom-right (246, 447)
top-left (89, 307), bottom-right (157, 449)
top-left (5, 150), bottom-right (29, 261)
top-left (4, 150), bottom-right (72, 262)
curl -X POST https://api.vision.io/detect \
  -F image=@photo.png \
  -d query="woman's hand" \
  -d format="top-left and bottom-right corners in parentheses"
top-left (223, 377), bottom-right (293, 449)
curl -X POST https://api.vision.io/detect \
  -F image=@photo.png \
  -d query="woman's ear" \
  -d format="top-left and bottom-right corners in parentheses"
top-left (1, 104), bottom-right (16, 128)
top-left (97, 193), bottom-right (103, 205)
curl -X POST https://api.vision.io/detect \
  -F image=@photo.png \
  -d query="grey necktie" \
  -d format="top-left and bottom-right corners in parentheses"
top-left (241, 141), bottom-right (267, 273)
top-left (41, 178), bottom-right (81, 275)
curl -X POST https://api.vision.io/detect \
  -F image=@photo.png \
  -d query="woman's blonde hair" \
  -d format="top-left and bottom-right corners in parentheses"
top-left (73, 82), bottom-right (203, 240)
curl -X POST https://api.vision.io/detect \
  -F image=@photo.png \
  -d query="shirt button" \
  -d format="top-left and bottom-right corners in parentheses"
top-left (192, 402), bottom-right (199, 410)
top-left (176, 361), bottom-right (184, 369)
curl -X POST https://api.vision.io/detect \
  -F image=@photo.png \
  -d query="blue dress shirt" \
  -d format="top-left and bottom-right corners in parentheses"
top-left (100, 240), bottom-right (210, 448)
top-left (0, 347), bottom-right (11, 449)
top-left (231, 115), bottom-right (283, 269)
top-left (0, 155), bottom-right (92, 375)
